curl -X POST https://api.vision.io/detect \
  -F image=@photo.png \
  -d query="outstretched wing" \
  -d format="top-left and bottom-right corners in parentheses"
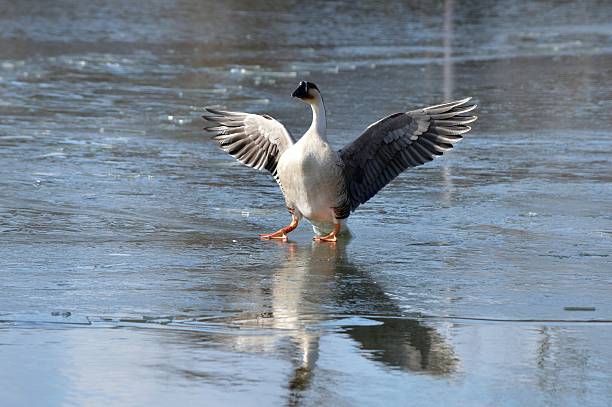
top-left (203, 108), bottom-right (295, 178)
top-left (339, 97), bottom-right (477, 212)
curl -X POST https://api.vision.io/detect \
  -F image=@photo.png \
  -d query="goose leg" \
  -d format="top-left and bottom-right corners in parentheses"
top-left (313, 223), bottom-right (341, 243)
top-left (260, 215), bottom-right (299, 241)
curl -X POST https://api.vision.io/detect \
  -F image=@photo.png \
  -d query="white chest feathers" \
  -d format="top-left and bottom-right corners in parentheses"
top-left (277, 134), bottom-right (344, 222)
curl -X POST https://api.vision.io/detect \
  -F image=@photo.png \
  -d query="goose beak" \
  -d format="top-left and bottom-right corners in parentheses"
top-left (292, 81), bottom-right (308, 98)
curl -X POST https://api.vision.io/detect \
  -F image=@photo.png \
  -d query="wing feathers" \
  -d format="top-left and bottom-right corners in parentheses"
top-left (204, 108), bottom-right (294, 177)
top-left (339, 98), bottom-right (477, 211)
top-left (428, 105), bottom-right (477, 119)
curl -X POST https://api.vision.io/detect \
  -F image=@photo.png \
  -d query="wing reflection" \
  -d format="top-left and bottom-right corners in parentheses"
top-left (345, 318), bottom-right (456, 374)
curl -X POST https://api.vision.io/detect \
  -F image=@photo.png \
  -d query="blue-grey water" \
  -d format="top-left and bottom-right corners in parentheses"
top-left (1, 1), bottom-right (612, 406)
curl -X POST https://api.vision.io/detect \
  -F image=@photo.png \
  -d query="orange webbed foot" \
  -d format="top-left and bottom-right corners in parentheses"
top-left (313, 224), bottom-right (341, 243)
top-left (259, 215), bottom-right (299, 242)
top-left (259, 230), bottom-right (288, 241)
top-left (313, 234), bottom-right (337, 243)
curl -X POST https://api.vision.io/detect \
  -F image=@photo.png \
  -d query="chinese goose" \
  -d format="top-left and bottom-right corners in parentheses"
top-left (203, 81), bottom-right (477, 242)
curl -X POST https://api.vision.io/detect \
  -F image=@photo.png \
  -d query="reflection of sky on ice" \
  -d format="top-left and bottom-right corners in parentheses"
top-left (2, 243), bottom-right (612, 406)
top-left (2, 317), bottom-right (611, 406)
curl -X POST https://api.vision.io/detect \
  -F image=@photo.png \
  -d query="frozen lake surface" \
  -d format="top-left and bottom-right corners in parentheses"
top-left (1, 1), bottom-right (611, 406)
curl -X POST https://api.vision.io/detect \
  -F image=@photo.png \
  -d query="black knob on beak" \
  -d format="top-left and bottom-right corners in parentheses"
top-left (292, 81), bottom-right (308, 98)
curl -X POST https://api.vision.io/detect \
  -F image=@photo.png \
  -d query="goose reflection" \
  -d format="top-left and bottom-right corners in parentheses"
top-left (264, 240), bottom-right (457, 397)
top-left (175, 240), bottom-right (457, 398)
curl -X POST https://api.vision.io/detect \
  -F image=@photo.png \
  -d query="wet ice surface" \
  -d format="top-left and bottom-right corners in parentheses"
top-left (1, 0), bottom-right (612, 406)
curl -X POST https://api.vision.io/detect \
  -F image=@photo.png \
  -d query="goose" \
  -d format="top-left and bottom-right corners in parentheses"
top-left (203, 81), bottom-right (477, 242)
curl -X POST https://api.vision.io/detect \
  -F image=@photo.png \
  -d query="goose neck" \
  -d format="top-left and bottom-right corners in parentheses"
top-left (308, 93), bottom-right (327, 139)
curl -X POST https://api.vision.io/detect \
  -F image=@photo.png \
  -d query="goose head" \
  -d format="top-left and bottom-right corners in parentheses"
top-left (292, 81), bottom-right (320, 102)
